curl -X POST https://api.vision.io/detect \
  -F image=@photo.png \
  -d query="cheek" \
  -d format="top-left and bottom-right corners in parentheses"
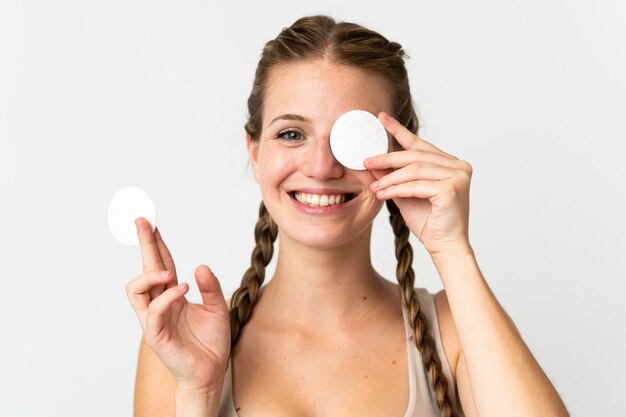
top-left (258, 147), bottom-right (296, 184)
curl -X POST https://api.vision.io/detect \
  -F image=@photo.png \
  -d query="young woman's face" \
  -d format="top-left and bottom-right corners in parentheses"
top-left (247, 59), bottom-right (394, 249)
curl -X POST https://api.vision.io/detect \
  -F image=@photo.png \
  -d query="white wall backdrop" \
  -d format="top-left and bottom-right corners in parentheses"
top-left (1, 1), bottom-right (624, 416)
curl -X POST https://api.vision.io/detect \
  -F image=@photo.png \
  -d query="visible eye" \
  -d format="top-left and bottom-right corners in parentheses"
top-left (276, 129), bottom-right (303, 141)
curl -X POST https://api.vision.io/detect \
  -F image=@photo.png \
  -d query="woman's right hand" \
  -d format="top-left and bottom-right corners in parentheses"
top-left (125, 217), bottom-right (231, 393)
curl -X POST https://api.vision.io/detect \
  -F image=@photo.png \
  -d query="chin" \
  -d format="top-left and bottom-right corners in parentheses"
top-left (281, 223), bottom-right (372, 251)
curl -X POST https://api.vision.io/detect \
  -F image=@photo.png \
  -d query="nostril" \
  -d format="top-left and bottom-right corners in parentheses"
top-left (303, 145), bottom-right (345, 180)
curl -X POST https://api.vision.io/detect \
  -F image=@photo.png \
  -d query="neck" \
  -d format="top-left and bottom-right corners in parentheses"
top-left (261, 226), bottom-right (390, 330)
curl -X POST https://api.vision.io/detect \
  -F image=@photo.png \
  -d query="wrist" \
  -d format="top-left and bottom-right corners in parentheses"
top-left (429, 240), bottom-right (474, 265)
top-left (430, 243), bottom-right (483, 290)
top-left (174, 384), bottom-right (223, 417)
top-left (174, 368), bottom-right (227, 396)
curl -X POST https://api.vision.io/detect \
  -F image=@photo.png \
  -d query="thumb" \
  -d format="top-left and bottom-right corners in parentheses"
top-left (194, 265), bottom-right (227, 310)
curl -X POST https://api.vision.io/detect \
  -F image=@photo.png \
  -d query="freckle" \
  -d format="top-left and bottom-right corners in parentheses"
top-left (364, 375), bottom-right (368, 379)
top-left (392, 360), bottom-right (397, 365)
top-left (283, 357), bottom-right (286, 360)
top-left (363, 296), bottom-right (367, 300)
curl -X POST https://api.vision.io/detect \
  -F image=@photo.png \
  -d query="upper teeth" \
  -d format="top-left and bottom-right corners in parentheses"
top-left (294, 192), bottom-right (347, 207)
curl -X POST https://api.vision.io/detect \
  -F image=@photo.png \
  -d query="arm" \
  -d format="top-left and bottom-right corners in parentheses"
top-left (434, 248), bottom-right (569, 417)
top-left (365, 111), bottom-right (569, 417)
top-left (127, 219), bottom-right (231, 417)
top-left (134, 336), bottom-right (176, 417)
top-left (134, 336), bottom-right (225, 417)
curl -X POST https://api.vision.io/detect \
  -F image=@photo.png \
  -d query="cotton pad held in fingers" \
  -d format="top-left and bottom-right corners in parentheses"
top-left (108, 186), bottom-right (157, 246)
top-left (330, 110), bottom-right (388, 170)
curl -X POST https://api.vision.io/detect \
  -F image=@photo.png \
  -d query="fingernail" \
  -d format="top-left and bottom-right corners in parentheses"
top-left (364, 157), bottom-right (372, 166)
top-left (371, 181), bottom-right (379, 190)
top-left (161, 270), bottom-right (171, 278)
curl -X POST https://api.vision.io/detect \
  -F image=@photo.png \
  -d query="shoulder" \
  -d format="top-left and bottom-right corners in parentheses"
top-left (433, 289), bottom-right (461, 380)
top-left (389, 283), bottom-right (461, 379)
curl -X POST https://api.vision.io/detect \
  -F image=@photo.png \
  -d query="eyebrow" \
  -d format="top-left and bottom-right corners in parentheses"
top-left (268, 113), bottom-right (311, 127)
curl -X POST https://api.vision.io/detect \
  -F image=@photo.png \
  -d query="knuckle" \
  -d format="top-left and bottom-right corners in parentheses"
top-left (443, 181), bottom-right (457, 195)
top-left (146, 301), bottom-right (159, 316)
top-left (409, 161), bottom-right (425, 172)
top-left (460, 160), bottom-right (473, 175)
top-left (457, 170), bottom-right (471, 183)
top-left (125, 277), bottom-right (141, 294)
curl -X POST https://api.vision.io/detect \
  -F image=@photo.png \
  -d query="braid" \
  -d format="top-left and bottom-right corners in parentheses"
top-left (229, 201), bottom-right (278, 346)
top-left (387, 200), bottom-right (459, 417)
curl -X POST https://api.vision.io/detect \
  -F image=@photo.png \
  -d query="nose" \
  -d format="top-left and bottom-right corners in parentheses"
top-left (302, 135), bottom-right (344, 180)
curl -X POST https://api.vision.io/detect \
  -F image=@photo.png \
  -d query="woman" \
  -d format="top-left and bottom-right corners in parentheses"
top-left (126, 15), bottom-right (569, 417)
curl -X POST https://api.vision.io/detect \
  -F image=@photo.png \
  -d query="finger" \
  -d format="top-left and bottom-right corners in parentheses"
top-left (136, 217), bottom-right (165, 273)
top-left (369, 168), bottom-right (393, 181)
top-left (371, 163), bottom-right (456, 192)
top-left (375, 180), bottom-right (446, 201)
top-left (365, 149), bottom-right (462, 171)
top-left (154, 227), bottom-right (179, 290)
top-left (136, 217), bottom-right (167, 300)
top-left (145, 282), bottom-right (189, 341)
top-left (125, 270), bottom-right (177, 329)
top-left (194, 265), bottom-right (228, 313)
top-left (378, 111), bottom-right (454, 157)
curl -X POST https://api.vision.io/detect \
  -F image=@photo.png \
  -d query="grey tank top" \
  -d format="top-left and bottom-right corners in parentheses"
top-left (219, 288), bottom-right (457, 417)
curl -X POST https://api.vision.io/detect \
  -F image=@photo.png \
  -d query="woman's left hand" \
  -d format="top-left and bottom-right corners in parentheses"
top-left (364, 111), bottom-right (473, 259)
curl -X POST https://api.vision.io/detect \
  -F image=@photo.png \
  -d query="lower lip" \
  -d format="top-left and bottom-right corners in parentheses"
top-left (288, 193), bottom-right (357, 214)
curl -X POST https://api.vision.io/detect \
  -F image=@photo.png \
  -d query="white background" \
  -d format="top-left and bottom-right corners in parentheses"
top-left (1, 1), bottom-right (624, 416)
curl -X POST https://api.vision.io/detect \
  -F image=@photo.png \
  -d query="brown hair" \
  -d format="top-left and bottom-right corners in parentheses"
top-left (229, 15), bottom-right (458, 416)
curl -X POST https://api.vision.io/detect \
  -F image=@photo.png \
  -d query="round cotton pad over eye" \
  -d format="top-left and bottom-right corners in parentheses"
top-left (108, 186), bottom-right (157, 246)
top-left (330, 110), bottom-right (388, 170)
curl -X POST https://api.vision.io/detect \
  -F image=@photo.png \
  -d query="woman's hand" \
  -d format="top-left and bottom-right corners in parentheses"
top-left (125, 217), bottom-right (231, 393)
top-left (364, 111), bottom-right (473, 259)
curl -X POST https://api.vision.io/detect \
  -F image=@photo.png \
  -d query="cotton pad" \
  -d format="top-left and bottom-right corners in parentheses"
top-left (108, 186), bottom-right (157, 246)
top-left (330, 110), bottom-right (388, 170)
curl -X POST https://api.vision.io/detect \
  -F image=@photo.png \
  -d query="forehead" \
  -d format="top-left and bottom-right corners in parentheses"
top-left (262, 60), bottom-right (393, 129)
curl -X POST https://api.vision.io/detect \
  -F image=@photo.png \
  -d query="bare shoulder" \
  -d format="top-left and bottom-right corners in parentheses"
top-left (133, 336), bottom-right (176, 417)
top-left (434, 290), bottom-right (461, 380)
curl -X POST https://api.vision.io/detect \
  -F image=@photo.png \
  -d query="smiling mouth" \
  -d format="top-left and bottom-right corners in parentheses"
top-left (290, 191), bottom-right (356, 207)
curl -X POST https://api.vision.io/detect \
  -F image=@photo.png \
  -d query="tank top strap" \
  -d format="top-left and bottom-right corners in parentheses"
top-left (219, 359), bottom-right (237, 416)
top-left (402, 287), bottom-right (458, 417)
top-left (219, 294), bottom-right (238, 416)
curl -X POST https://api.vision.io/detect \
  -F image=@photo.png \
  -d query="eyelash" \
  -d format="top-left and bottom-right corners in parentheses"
top-left (276, 129), bottom-right (303, 141)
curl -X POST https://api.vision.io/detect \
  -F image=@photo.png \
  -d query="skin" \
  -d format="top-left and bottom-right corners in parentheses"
top-left (126, 59), bottom-right (570, 417)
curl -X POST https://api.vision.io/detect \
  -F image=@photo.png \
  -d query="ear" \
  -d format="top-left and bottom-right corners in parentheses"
top-left (246, 131), bottom-right (260, 183)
